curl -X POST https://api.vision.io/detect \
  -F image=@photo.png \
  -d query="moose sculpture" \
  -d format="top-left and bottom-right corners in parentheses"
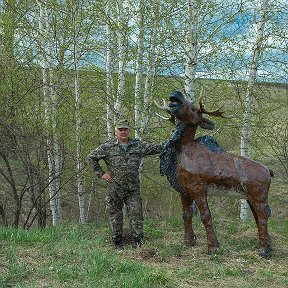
top-left (158, 91), bottom-right (273, 258)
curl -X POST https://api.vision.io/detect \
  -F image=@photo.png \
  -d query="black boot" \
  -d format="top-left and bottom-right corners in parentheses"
top-left (131, 236), bottom-right (142, 248)
top-left (115, 241), bottom-right (124, 250)
top-left (113, 236), bottom-right (124, 250)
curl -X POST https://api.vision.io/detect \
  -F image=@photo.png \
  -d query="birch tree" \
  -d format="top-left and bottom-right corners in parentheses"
top-left (134, 0), bottom-right (145, 139)
top-left (105, 0), bottom-right (115, 137)
top-left (114, 1), bottom-right (128, 119)
top-left (184, 0), bottom-right (198, 102)
top-left (71, 1), bottom-right (86, 224)
top-left (183, 0), bottom-right (200, 214)
top-left (240, 0), bottom-right (268, 221)
top-left (37, 2), bottom-right (62, 226)
top-left (141, 0), bottom-right (160, 136)
top-left (37, 1), bottom-right (56, 226)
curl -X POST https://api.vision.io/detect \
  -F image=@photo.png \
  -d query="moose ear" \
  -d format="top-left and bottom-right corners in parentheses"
top-left (199, 117), bottom-right (215, 130)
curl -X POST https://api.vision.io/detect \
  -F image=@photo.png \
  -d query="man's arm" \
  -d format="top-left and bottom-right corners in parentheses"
top-left (87, 146), bottom-right (106, 178)
top-left (141, 140), bottom-right (164, 156)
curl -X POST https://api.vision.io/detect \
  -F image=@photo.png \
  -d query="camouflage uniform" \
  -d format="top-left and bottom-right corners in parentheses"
top-left (88, 137), bottom-right (163, 246)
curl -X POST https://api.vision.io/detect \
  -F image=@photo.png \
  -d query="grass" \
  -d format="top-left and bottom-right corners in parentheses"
top-left (1, 197), bottom-right (288, 288)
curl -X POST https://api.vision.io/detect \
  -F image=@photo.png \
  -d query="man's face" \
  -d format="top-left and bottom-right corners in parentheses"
top-left (115, 127), bottom-right (130, 143)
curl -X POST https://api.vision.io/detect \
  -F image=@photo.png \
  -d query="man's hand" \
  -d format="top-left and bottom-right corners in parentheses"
top-left (101, 172), bottom-right (113, 183)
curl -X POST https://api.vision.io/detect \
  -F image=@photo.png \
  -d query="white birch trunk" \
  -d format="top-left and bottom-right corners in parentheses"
top-left (184, 0), bottom-right (198, 103)
top-left (49, 68), bottom-right (62, 226)
top-left (37, 2), bottom-right (59, 226)
top-left (184, 0), bottom-right (199, 214)
top-left (114, 1), bottom-right (127, 119)
top-left (73, 11), bottom-right (85, 224)
top-left (142, 1), bottom-right (159, 135)
top-left (105, 1), bottom-right (115, 137)
top-left (240, 0), bottom-right (268, 221)
top-left (134, 0), bottom-right (145, 139)
top-left (45, 7), bottom-right (62, 226)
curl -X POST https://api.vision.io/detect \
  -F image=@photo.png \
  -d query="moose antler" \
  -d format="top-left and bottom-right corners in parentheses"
top-left (199, 91), bottom-right (226, 118)
top-left (156, 113), bottom-right (170, 120)
top-left (154, 99), bottom-right (175, 123)
top-left (154, 99), bottom-right (170, 113)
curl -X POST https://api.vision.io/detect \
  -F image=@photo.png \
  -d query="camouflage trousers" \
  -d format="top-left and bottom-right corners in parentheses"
top-left (106, 185), bottom-right (144, 243)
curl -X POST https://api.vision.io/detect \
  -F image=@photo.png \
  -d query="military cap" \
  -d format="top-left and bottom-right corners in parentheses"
top-left (115, 119), bottom-right (130, 129)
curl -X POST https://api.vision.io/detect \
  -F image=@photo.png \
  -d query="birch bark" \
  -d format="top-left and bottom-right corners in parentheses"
top-left (114, 1), bottom-right (127, 119)
top-left (184, 0), bottom-right (198, 103)
top-left (37, 1), bottom-right (59, 226)
top-left (134, 0), bottom-right (145, 139)
top-left (72, 5), bottom-right (85, 224)
top-left (184, 0), bottom-right (199, 214)
top-left (105, 1), bottom-right (115, 137)
top-left (142, 0), bottom-right (159, 135)
top-left (240, 0), bottom-right (268, 221)
top-left (48, 18), bottom-right (63, 226)
top-left (38, 3), bottom-right (62, 226)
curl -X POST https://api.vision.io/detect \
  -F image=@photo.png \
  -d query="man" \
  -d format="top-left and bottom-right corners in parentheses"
top-left (87, 119), bottom-right (163, 249)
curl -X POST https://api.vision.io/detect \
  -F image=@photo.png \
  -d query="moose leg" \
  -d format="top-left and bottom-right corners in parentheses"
top-left (195, 195), bottom-right (219, 254)
top-left (247, 194), bottom-right (271, 258)
top-left (180, 193), bottom-right (197, 246)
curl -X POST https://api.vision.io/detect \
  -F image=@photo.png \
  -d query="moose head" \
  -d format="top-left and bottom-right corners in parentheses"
top-left (157, 90), bottom-right (226, 135)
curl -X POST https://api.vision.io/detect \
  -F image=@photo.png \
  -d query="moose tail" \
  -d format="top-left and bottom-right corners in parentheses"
top-left (269, 169), bottom-right (274, 177)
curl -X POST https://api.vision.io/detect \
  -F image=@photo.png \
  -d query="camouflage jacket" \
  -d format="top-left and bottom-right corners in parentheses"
top-left (88, 138), bottom-right (163, 190)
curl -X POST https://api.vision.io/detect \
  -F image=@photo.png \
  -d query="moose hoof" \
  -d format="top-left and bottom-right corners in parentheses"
top-left (208, 245), bottom-right (220, 255)
top-left (259, 247), bottom-right (271, 259)
top-left (184, 235), bottom-right (197, 247)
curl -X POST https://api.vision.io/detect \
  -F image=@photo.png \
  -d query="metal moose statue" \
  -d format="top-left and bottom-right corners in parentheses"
top-left (157, 91), bottom-right (273, 258)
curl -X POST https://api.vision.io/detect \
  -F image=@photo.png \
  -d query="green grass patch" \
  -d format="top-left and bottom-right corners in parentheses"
top-left (1, 210), bottom-right (287, 288)
top-left (0, 224), bottom-right (172, 288)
